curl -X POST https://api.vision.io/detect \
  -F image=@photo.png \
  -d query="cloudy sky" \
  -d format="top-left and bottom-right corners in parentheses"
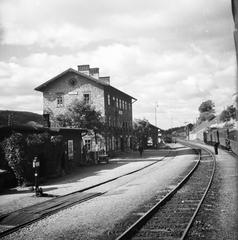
top-left (0, 0), bottom-right (236, 129)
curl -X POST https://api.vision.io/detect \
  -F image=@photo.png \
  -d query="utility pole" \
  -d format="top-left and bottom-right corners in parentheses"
top-left (155, 103), bottom-right (158, 127)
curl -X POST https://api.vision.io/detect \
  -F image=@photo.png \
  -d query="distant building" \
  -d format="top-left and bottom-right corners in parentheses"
top-left (35, 65), bottom-right (137, 154)
top-left (189, 117), bottom-right (220, 141)
top-left (147, 123), bottom-right (160, 148)
top-left (132, 119), bottom-right (160, 149)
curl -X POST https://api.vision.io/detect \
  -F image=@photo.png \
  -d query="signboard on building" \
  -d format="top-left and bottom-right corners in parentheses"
top-left (68, 91), bottom-right (78, 95)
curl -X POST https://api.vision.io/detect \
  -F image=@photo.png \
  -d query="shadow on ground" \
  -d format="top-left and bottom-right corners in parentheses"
top-left (0, 187), bottom-right (59, 195)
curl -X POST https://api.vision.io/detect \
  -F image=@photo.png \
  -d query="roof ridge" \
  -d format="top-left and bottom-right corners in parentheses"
top-left (34, 67), bottom-right (136, 100)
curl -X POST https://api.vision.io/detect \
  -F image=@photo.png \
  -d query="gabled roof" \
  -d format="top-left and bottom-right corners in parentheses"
top-left (35, 68), bottom-right (108, 92)
top-left (35, 68), bottom-right (136, 100)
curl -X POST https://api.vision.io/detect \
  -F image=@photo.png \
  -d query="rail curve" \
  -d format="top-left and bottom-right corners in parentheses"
top-left (115, 141), bottom-right (216, 240)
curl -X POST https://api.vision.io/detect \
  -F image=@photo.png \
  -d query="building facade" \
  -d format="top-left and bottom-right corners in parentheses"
top-left (35, 65), bottom-right (136, 154)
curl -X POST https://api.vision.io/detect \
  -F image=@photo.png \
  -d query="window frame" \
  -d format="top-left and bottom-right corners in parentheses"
top-left (83, 93), bottom-right (90, 104)
top-left (56, 94), bottom-right (64, 107)
top-left (84, 139), bottom-right (91, 151)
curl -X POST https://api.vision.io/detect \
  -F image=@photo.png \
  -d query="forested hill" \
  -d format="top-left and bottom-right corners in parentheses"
top-left (0, 110), bottom-right (43, 126)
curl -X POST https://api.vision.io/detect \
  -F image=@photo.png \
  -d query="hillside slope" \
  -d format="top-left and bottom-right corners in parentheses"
top-left (0, 110), bottom-right (43, 126)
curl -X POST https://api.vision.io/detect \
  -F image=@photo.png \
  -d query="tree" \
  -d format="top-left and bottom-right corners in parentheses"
top-left (133, 119), bottom-right (151, 148)
top-left (198, 100), bottom-right (215, 113)
top-left (1, 132), bottom-right (64, 187)
top-left (220, 105), bottom-right (236, 122)
top-left (198, 100), bottom-right (216, 123)
top-left (56, 99), bottom-right (104, 133)
top-left (2, 133), bottom-right (26, 186)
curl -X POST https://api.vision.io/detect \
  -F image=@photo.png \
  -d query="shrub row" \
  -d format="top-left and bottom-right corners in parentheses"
top-left (1, 132), bottom-right (64, 187)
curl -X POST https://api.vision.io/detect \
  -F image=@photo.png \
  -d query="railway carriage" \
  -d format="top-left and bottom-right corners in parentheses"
top-left (203, 127), bottom-right (238, 155)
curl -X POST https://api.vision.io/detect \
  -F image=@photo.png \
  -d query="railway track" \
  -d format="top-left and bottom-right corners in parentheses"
top-left (0, 149), bottom-right (172, 238)
top-left (115, 142), bottom-right (216, 240)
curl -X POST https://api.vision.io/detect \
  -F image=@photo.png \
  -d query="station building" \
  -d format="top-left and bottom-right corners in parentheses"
top-left (35, 65), bottom-right (137, 155)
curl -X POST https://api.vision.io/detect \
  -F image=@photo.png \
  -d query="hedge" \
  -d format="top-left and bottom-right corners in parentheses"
top-left (1, 132), bottom-right (64, 187)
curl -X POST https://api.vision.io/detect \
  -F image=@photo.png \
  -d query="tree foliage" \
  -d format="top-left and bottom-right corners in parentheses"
top-left (133, 119), bottom-right (151, 147)
top-left (198, 100), bottom-right (215, 123)
top-left (198, 100), bottom-right (215, 113)
top-left (220, 105), bottom-right (236, 122)
top-left (56, 99), bottom-right (104, 132)
top-left (1, 132), bottom-right (64, 186)
top-left (2, 133), bottom-right (26, 186)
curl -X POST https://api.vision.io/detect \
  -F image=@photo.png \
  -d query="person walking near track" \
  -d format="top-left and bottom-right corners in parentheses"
top-left (138, 145), bottom-right (144, 157)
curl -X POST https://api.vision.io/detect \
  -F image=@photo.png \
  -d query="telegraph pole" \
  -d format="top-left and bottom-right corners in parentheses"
top-left (155, 103), bottom-right (158, 127)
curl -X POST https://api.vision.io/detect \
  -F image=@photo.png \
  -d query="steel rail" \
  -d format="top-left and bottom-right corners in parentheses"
top-left (0, 150), bottom-right (172, 238)
top-left (116, 145), bottom-right (201, 240)
top-left (179, 140), bottom-right (216, 240)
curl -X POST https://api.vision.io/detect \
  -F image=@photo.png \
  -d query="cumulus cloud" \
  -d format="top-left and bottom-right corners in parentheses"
top-left (0, 0), bottom-right (236, 128)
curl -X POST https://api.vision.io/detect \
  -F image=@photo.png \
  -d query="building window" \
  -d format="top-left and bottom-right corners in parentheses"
top-left (84, 93), bottom-right (90, 104)
top-left (84, 139), bottom-right (91, 150)
top-left (128, 103), bottom-right (131, 110)
top-left (57, 95), bottom-right (64, 107)
top-left (116, 98), bottom-right (118, 108)
top-left (110, 137), bottom-right (112, 150)
top-left (108, 94), bottom-right (110, 105)
top-left (106, 137), bottom-right (110, 151)
top-left (112, 136), bottom-right (115, 150)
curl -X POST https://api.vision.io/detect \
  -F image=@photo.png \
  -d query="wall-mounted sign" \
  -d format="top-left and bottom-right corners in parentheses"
top-left (68, 91), bottom-right (78, 95)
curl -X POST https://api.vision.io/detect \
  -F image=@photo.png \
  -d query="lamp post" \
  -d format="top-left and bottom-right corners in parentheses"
top-left (32, 157), bottom-right (43, 197)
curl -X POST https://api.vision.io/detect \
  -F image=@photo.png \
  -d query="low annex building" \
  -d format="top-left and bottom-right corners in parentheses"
top-left (35, 65), bottom-right (137, 155)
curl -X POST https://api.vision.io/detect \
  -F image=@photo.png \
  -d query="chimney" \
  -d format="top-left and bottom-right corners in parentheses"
top-left (78, 65), bottom-right (90, 75)
top-left (99, 76), bottom-right (110, 85)
top-left (89, 67), bottom-right (99, 79)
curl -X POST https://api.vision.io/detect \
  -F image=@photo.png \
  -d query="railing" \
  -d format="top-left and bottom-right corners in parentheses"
top-left (230, 139), bottom-right (238, 155)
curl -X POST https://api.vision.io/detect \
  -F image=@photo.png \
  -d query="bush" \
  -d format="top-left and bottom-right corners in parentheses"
top-left (2, 133), bottom-right (26, 186)
top-left (2, 132), bottom-right (64, 187)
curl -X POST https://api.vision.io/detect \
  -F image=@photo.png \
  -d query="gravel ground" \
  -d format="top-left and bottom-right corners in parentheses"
top-left (186, 144), bottom-right (238, 240)
top-left (1, 145), bottom-right (197, 240)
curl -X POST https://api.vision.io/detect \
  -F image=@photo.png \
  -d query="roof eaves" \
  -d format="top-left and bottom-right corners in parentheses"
top-left (34, 68), bottom-right (74, 92)
top-left (34, 67), bottom-right (136, 101)
top-left (106, 85), bottom-right (137, 101)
